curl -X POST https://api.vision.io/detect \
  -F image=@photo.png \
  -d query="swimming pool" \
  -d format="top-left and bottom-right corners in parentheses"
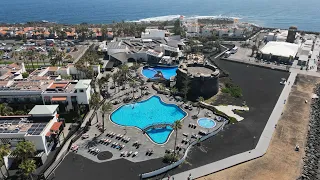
top-left (198, 118), bottom-right (216, 128)
top-left (110, 96), bottom-right (187, 144)
top-left (142, 66), bottom-right (178, 80)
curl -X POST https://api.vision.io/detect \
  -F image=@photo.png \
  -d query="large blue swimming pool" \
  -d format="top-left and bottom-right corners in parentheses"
top-left (142, 66), bottom-right (178, 80)
top-left (110, 96), bottom-right (186, 144)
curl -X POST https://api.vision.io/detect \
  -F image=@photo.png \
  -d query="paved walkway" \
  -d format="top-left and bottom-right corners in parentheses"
top-left (73, 43), bottom-right (91, 64)
top-left (168, 72), bottom-right (297, 180)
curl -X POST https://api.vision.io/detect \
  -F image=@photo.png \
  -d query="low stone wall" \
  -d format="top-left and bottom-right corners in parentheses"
top-left (299, 85), bottom-right (320, 179)
top-left (140, 121), bottom-right (227, 179)
top-left (199, 101), bottom-right (231, 121)
top-left (151, 84), bottom-right (170, 95)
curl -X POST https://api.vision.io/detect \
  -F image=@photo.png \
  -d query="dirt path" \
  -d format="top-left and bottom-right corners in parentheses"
top-left (197, 75), bottom-right (320, 180)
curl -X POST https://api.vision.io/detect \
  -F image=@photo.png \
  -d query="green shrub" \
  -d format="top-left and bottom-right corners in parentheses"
top-left (229, 117), bottom-right (238, 124)
top-left (163, 154), bottom-right (179, 164)
top-left (22, 72), bottom-right (29, 78)
top-left (221, 82), bottom-right (242, 98)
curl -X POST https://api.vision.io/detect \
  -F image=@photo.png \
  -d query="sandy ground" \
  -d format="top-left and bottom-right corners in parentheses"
top-left (197, 74), bottom-right (320, 180)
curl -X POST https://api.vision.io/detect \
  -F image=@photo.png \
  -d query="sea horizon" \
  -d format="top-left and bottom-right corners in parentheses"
top-left (1, 0), bottom-right (319, 32)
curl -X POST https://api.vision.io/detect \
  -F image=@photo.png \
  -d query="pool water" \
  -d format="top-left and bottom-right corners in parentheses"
top-left (198, 118), bottom-right (216, 128)
top-left (110, 96), bottom-right (186, 144)
top-left (142, 66), bottom-right (178, 80)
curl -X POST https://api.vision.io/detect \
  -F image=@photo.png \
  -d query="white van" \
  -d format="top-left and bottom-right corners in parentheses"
top-left (224, 51), bottom-right (231, 58)
top-left (230, 46), bottom-right (238, 54)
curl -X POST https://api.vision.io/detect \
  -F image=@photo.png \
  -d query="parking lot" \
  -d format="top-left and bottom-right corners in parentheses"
top-left (0, 39), bottom-right (90, 66)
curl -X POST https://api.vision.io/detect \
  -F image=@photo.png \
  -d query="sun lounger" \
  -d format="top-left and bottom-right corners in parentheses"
top-left (120, 151), bottom-right (125, 156)
top-left (128, 151), bottom-right (133, 157)
top-left (183, 133), bottom-right (188, 137)
top-left (124, 151), bottom-right (128, 156)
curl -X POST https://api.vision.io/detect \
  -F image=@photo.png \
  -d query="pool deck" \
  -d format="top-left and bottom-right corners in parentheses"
top-left (73, 82), bottom-right (224, 163)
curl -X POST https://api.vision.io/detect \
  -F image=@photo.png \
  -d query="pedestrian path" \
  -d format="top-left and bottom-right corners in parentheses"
top-left (168, 72), bottom-right (297, 180)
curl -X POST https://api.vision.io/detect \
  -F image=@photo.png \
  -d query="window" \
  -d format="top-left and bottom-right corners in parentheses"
top-left (80, 89), bottom-right (84, 93)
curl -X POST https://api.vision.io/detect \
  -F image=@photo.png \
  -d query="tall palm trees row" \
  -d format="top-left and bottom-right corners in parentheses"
top-left (15, 48), bottom-right (67, 72)
top-left (74, 45), bottom-right (101, 79)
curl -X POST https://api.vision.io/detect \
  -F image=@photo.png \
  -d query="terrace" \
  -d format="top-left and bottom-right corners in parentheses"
top-left (44, 81), bottom-right (77, 93)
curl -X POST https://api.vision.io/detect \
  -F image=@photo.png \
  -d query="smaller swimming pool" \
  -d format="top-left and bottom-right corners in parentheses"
top-left (142, 66), bottom-right (178, 80)
top-left (198, 118), bottom-right (216, 128)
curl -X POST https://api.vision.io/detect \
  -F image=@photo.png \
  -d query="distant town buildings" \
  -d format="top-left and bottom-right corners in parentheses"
top-left (181, 18), bottom-right (255, 38)
top-left (0, 26), bottom-right (114, 40)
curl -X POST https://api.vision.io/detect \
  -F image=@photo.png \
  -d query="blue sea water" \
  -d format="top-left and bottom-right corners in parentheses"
top-left (110, 96), bottom-right (186, 144)
top-left (0, 0), bottom-right (319, 31)
top-left (142, 66), bottom-right (178, 79)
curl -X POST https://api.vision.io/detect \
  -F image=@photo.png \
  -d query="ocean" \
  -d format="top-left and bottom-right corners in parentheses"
top-left (0, 0), bottom-right (319, 31)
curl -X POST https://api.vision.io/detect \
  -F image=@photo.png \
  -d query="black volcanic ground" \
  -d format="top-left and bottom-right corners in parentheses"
top-left (54, 60), bottom-right (289, 180)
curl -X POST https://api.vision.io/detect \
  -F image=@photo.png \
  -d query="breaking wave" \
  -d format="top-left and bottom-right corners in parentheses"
top-left (129, 14), bottom-right (243, 22)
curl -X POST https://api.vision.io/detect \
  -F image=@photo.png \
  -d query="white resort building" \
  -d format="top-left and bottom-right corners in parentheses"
top-left (99, 36), bottom-right (185, 67)
top-left (0, 105), bottom-right (63, 167)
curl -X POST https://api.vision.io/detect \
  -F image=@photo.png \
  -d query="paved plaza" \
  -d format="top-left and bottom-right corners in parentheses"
top-left (73, 82), bottom-right (224, 163)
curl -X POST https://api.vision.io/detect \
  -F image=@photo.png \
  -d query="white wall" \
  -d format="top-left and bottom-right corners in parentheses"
top-left (141, 29), bottom-right (166, 39)
top-left (25, 135), bottom-right (47, 154)
top-left (75, 85), bottom-right (91, 105)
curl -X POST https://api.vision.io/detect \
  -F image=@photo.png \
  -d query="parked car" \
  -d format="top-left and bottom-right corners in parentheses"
top-left (224, 51), bottom-right (231, 58)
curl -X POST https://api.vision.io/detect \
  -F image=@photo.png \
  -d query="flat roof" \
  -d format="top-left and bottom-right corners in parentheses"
top-left (0, 119), bottom-right (48, 135)
top-left (260, 41), bottom-right (299, 58)
top-left (74, 79), bottom-right (91, 89)
top-left (28, 105), bottom-right (58, 115)
top-left (187, 66), bottom-right (214, 75)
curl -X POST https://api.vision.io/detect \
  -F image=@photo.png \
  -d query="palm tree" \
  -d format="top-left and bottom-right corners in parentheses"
top-left (129, 80), bottom-right (137, 98)
top-left (181, 76), bottom-right (190, 101)
top-left (119, 65), bottom-right (129, 81)
top-left (0, 144), bottom-right (11, 177)
top-left (12, 141), bottom-right (36, 162)
top-left (214, 39), bottom-right (222, 52)
top-left (39, 54), bottom-right (47, 65)
top-left (26, 50), bottom-right (36, 70)
top-left (173, 121), bottom-right (182, 156)
top-left (100, 102), bottom-right (112, 133)
top-left (89, 93), bottom-right (100, 109)
top-left (101, 25), bottom-right (108, 40)
top-left (251, 45), bottom-right (257, 57)
top-left (140, 81), bottom-right (145, 96)
top-left (0, 103), bottom-right (13, 116)
top-left (111, 73), bottom-right (118, 92)
top-left (56, 51), bottom-right (65, 66)
top-left (196, 96), bottom-right (204, 115)
top-left (18, 159), bottom-right (36, 180)
top-left (170, 87), bottom-right (178, 95)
